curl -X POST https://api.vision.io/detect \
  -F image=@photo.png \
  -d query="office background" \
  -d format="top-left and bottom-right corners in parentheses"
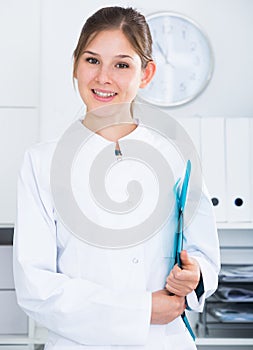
top-left (0, 0), bottom-right (252, 349)
top-left (1, 0), bottom-right (253, 223)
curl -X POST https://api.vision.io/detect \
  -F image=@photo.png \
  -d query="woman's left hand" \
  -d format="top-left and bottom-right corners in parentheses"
top-left (165, 250), bottom-right (201, 297)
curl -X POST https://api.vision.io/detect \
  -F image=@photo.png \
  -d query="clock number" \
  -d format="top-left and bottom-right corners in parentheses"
top-left (190, 72), bottom-right (196, 81)
top-left (163, 19), bottom-right (173, 34)
top-left (190, 41), bottom-right (197, 51)
top-left (179, 83), bottom-right (186, 91)
top-left (182, 26), bottom-right (187, 40)
top-left (193, 56), bottom-right (200, 66)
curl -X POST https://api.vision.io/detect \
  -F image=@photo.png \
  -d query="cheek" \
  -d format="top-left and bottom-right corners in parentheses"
top-left (120, 72), bottom-right (142, 91)
top-left (76, 64), bottom-right (96, 85)
top-left (77, 72), bottom-right (92, 86)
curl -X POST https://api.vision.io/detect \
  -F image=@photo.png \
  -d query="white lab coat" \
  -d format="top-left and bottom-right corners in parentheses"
top-left (13, 121), bottom-right (220, 350)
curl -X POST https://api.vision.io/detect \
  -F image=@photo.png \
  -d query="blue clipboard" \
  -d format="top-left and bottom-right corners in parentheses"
top-left (173, 160), bottom-right (196, 341)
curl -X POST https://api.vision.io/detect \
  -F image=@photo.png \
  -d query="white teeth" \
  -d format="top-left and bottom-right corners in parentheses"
top-left (93, 89), bottom-right (116, 97)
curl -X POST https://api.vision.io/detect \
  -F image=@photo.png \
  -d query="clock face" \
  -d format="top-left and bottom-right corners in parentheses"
top-left (138, 12), bottom-right (213, 107)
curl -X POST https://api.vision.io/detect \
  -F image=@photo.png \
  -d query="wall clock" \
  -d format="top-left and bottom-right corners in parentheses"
top-left (138, 12), bottom-right (213, 107)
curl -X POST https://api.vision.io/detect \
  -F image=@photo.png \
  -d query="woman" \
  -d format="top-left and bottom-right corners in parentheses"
top-left (13, 6), bottom-right (220, 350)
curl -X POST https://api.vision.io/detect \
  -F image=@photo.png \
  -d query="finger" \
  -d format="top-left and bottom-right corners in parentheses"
top-left (165, 283), bottom-right (187, 297)
top-left (180, 250), bottom-right (194, 268)
top-left (167, 268), bottom-right (193, 284)
top-left (167, 265), bottom-right (183, 282)
top-left (166, 278), bottom-right (192, 291)
top-left (166, 278), bottom-right (189, 292)
top-left (169, 264), bottom-right (182, 275)
top-left (166, 275), bottom-right (196, 293)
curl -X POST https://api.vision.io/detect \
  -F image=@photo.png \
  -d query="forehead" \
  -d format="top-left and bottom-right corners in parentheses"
top-left (85, 29), bottom-right (138, 55)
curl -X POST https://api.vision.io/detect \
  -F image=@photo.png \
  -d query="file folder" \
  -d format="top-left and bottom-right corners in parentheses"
top-left (174, 160), bottom-right (195, 341)
top-left (226, 118), bottom-right (251, 222)
top-left (201, 118), bottom-right (226, 222)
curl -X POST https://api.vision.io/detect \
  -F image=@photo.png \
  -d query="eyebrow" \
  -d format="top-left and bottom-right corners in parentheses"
top-left (82, 50), bottom-right (133, 60)
top-left (82, 50), bottom-right (99, 56)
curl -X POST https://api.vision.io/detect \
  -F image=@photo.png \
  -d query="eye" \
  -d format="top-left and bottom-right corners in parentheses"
top-left (116, 63), bottom-right (129, 69)
top-left (86, 57), bottom-right (99, 65)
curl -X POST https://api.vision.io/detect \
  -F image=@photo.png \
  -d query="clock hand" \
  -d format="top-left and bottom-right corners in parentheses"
top-left (156, 42), bottom-right (175, 68)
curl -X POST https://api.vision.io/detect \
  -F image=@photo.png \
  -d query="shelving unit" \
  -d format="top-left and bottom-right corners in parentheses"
top-left (0, 227), bottom-right (30, 348)
top-left (195, 227), bottom-right (253, 349)
top-left (0, 227), bottom-right (47, 350)
top-left (197, 270), bottom-right (253, 337)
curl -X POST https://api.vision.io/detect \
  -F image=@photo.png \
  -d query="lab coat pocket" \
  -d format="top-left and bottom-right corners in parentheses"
top-left (77, 243), bottom-right (114, 288)
top-left (145, 250), bottom-right (175, 291)
top-left (164, 330), bottom-right (197, 350)
top-left (163, 328), bottom-right (197, 350)
top-left (144, 223), bottom-right (177, 291)
top-left (108, 246), bottom-right (147, 292)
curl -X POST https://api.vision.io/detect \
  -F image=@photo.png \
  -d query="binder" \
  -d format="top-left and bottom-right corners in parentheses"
top-left (201, 118), bottom-right (226, 222)
top-left (174, 160), bottom-right (195, 341)
top-left (250, 118), bottom-right (253, 223)
top-left (178, 117), bottom-right (201, 157)
top-left (226, 118), bottom-right (251, 222)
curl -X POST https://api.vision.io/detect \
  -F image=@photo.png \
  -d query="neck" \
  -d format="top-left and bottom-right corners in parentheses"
top-left (83, 103), bottom-right (137, 141)
top-left (96, 123), bottom-right (137, 142)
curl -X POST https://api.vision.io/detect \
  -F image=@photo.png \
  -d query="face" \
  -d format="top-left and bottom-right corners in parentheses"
top-left (74, 29), bottom-right (155, 112)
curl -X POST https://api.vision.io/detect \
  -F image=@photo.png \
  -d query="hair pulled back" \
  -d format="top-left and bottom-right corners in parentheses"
top-left (73, 6), bottom-right (153, 76)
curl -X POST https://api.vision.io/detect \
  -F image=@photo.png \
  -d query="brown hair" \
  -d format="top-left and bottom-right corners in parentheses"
top-left (73, 6), bottom-right (153, 77)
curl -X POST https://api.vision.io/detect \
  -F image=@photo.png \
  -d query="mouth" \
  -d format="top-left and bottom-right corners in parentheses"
top-left (92, 89), bottom-right (117, 98)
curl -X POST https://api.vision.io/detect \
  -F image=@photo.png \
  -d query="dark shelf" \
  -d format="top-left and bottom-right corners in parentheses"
top-left (0, 227), bottom-right (14, 245)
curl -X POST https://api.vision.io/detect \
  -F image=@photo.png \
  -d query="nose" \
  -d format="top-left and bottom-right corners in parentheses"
top-left (95, 64), bottom-right (112, 84)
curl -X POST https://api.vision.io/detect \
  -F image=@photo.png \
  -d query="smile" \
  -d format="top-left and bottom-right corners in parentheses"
top-left (92, 89), bottom-right (117, 97)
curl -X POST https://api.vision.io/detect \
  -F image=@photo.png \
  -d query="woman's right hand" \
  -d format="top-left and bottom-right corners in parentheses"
top-left (150, 289), bottom-right (186, 324)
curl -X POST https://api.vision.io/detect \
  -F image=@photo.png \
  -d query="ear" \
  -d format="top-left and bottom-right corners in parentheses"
top-left (139, 61), bottom-right (156, 88)
top-left (73, 57), bottom-right (78, 79)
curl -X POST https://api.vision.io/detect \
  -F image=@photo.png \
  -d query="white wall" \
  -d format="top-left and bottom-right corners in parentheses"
top-left (39, 0), bottom-right (253, 140)
top-left (0, 0), bottom-right (40, 224)
top-left (0, 0), bottom-right (40, 107)
top-left (1, 0), bottom-right (253, 222)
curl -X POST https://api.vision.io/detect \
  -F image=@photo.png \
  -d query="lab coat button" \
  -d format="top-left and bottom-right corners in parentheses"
top-left (132, 257), bottom-right (139, 264)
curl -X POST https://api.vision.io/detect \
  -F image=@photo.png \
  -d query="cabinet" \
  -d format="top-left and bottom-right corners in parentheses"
top-left (196, 228), bottom-right (253, 349)
top-left (0, 228), bottom-right (47, 349)
top-left (178, 116), bottom-right (253, 348)
top-left (0, 228), bottom-right (30, 346)
top-left (0, 242), bottom-right (27, 335)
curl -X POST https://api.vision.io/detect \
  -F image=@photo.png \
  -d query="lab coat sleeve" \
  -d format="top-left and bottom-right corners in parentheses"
top-left (184, 186), bottom-right (220, 312)
top-left (13, 148), bottom-right (152, 346)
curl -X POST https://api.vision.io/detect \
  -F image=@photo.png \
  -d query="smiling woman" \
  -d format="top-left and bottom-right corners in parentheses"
top-left (74, 29), bottom-right (155, 113)
top-left (13, 6), bottom-right (220, 350)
